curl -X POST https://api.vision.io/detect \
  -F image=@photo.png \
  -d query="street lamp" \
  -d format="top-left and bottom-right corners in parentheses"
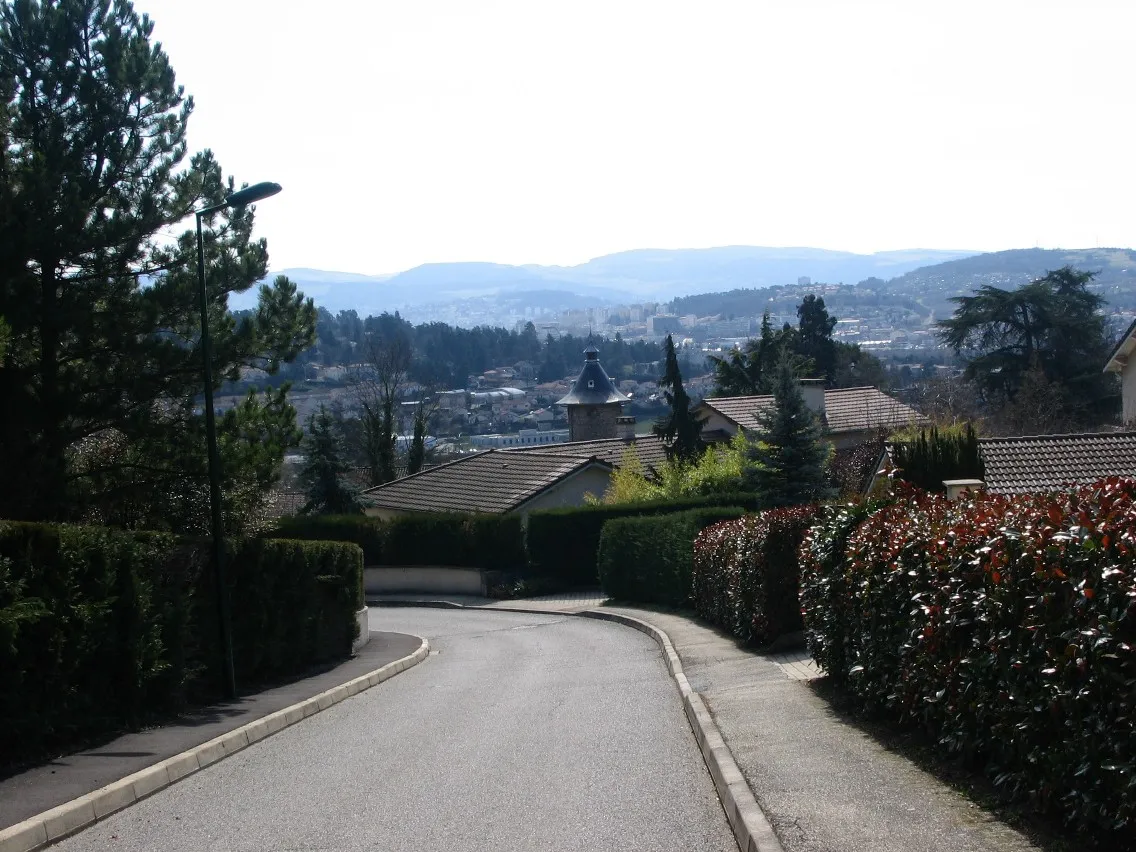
top-left (196, 181), bottom-right (282, 700)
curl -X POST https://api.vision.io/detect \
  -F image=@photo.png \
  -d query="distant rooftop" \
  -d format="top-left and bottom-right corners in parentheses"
top-left (505, 433), bottom-right (669, 473)
top-left (556, 345), bottom-right (629, 407)
top-left (361, 449), bottom-right (612, 514)
top-left (699, 386), bottom-right (926, 434)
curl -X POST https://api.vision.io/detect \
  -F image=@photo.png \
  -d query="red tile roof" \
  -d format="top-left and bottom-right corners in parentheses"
top-left (699, 386), bottom-right (926, 434)
top-left (360, 449), bottom-right (611, 514)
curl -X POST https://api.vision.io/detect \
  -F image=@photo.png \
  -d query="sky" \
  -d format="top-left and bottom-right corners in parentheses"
top-left (136, 0), bottom-right (1136, 276)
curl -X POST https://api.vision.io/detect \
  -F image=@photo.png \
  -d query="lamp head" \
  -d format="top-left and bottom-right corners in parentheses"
top-left (224, 181), bottom-right (282, 208)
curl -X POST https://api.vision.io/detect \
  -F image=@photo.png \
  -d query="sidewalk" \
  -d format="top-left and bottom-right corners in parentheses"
top-left (0, 631), bottom-right (422, 831)
top-left (604, 606), bottom-right (1040, 852)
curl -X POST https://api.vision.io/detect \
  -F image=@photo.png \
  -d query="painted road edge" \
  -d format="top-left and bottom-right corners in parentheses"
top-left (0, 636), bottom-right (431, 852)
top-left (575, 610), bottom-right (784, 852)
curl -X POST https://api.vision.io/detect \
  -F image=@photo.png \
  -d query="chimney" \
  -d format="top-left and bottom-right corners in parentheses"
top-left (799, 378), bottom-right (826, 419)
top-left (616, 415), bottom-right (637, 440)
top-left (943, 479), bottom-right (984, 501)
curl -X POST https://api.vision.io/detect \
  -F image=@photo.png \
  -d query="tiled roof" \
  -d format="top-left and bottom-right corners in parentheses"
top-left (504, 434), bottom-right (669, 472)
top-left (699, 386), bottom-right (926, 434)
top-left (360, 449), bottom-right (611, 514)
top-left (556, 346), bottom-right (629, 406)
top-left (979, 431), bottom-right (1136, 495)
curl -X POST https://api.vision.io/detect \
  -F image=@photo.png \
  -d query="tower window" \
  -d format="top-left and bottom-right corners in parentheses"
top-left (588, 380), bottom-right (595, 388)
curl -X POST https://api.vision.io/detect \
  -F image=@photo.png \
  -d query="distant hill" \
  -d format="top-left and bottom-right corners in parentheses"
top-left (229, 246), bottom-right (981, 315)
top-left (884, 247), bottom-right (1136, 318)
top-left (670, 248), bottom-right (1136, 322)
top-left (534, 246), bottom-right (978, 298)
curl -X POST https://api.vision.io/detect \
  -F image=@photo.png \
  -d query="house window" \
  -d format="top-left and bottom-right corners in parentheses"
top-left (588, 379), bottom-right (595, 388)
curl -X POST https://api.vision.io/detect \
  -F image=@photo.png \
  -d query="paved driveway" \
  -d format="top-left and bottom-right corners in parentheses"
top-left (55, 608), bottom-right (737, 852)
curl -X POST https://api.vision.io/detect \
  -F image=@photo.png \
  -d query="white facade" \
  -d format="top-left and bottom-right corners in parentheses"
top-left (470, 429), bottom-right (570, 449)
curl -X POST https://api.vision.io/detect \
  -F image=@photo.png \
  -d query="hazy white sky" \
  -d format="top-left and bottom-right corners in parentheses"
top-left (136, 0), bottom-right (1136, 275)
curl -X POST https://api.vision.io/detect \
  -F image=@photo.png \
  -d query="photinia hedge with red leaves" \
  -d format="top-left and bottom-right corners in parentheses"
top-left (799, 478), bottom-right (1136, 835)
top-left (692, 505), bottom-right (820, 646)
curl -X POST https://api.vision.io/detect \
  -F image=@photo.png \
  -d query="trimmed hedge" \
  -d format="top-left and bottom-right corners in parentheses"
top-left (598, 507), bottom-right (747, 606)
top-left (692, 505), bottom-right (820, 646)
top-left (269, 514), bottom-right (384, 563)
top-left (0, 521), bottom-right (363, 769)
top-left (798, 479), bottom-right (1136, 836)
top-left (267, 512), bottom-right (525, 571)
top-left (383, 513), bottom-right (525, 570)
top-left (528, 493), bottom-right (764, 587)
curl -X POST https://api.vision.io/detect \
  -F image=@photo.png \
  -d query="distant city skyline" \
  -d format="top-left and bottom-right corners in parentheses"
top-left (136, 0), bottom-right (1136, 275)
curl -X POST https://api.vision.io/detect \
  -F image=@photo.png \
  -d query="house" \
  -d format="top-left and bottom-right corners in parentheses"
top-left (874, 431), bottom-right (1136, 496)
top-left (506, 432), bottom-right (670, 476)
top-left (979, 432), bottom-right (1136, 494)
top-left (360, 449), bottom-right (613, 520)
top-left (1103, 318), bottom-right (1136, 424)
top-left (694, 383), bottom-right (927, 449)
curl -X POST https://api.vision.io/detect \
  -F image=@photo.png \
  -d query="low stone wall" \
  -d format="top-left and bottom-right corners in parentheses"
top-left (364, 566), bottom-right (486, 597)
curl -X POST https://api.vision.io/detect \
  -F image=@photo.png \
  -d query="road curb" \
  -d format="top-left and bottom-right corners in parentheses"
top-left (0, 637), bottom-right (430, 852)
top-left (576, 610), bottom-right (785, 852)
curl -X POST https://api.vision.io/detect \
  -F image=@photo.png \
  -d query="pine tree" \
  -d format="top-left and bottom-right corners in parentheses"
top-left (745, 358), bottom-right (833, 507)
top-left (654, 334), bottom-right (705, 461)
top-left (0, 0), bottom-right (316, 524)
top-left (299, 406), bottom-right (362, 515)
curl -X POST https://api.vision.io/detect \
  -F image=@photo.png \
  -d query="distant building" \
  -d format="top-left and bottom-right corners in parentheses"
top-left (557, 346), bottom-right (630, 442)
top-left (650, 314), bottom-right (684, 336)
top-left (798, 276), bottom-right (811, 287)
top-left (470, 428), bottom-right (570, 449)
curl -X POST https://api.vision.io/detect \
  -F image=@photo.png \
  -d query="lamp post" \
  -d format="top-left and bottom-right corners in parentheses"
top-left (195, 181), bottom-right (282, 700)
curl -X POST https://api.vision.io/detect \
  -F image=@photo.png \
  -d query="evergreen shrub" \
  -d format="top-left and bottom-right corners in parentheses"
top-left (692, 505), bottom-right (820, 645)
top-left (270, 514), bottom-right (385, 563)
top-left (528, 493), bottom-right (763, 588)
top-left (0, 521), bottom-right (362, 769)
top-left (267, 512), bottom-right (525, 570)
top-left (597, 507), bottom-right (747, 605)
top-left (798, 478), bottom-right (1136, 836)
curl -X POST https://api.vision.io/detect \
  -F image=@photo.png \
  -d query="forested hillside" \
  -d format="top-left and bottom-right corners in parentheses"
top-left (671, 247), bottom-right (1136, 322)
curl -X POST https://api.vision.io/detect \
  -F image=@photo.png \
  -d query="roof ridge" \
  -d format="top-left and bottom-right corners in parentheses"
top-left (979, 430), bottom-right (1136, 443)
top-left (498, 449), bottom-right (606, 464)
top-left (361, 449), bottom-right (494, 493)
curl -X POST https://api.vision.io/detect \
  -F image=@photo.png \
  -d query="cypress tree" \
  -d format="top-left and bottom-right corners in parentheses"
top-left (299, 405), bottom-right (362, 515)
top-left (654, 334), bottom-right (705, 461)
top-left (407, 404), bottom-right (428, 475)
top-left (745, 358), bottom-right (833, 507)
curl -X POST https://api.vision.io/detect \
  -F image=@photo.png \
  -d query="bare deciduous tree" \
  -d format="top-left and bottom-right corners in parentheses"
top-left (348, 334), bottom-right (412, 485)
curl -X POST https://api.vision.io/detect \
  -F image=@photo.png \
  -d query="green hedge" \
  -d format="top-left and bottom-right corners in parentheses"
top-left (798, 479), bottom-right (1136, 836)
top-left (267, 512), bottom-right (525, 570)
top-left (0, 521), bottom-right (363, 769)
top-left (269, 514), bottom-right (384, 563)
top-left (692, 505), bottom-right (820, 646)
top-left (597, 507), bottom-right (747, 606)
top-left (528, 493), bottom-right (763, 587)
top-left (383, 513), bottom-right (525, 570)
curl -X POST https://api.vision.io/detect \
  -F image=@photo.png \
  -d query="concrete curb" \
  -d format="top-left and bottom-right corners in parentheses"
top-left (576, 610), bottom-right (784, 852)
top-left (0, 636), bottom-right (430, 852)
top-left (374, 600), bottom-right (782, 852)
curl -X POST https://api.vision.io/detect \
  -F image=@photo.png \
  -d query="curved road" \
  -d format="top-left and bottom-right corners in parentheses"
top-left (55, 608), bottom-right (738, 852)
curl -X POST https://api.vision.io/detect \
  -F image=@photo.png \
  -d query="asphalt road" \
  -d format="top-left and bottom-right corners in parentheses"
top-left (54, 608), bottom-right (737, 852)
